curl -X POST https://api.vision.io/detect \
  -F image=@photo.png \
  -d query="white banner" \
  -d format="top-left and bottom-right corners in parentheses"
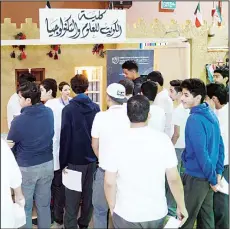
top-left (39, 9), bottom-right (126, 43)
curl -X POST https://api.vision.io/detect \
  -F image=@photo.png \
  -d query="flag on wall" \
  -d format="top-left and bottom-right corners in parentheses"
top-left (214, 5), bottom-right (222, 23)
top-left (46, 1), bottom-right (51, 8)
top-left (206, 64), bottom-right (214, 82)
top-left (194, 2), bottom-right (203, 28)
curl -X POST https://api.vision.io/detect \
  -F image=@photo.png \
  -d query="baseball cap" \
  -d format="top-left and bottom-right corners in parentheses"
top-left (107, 83), bottom-right (127, 104)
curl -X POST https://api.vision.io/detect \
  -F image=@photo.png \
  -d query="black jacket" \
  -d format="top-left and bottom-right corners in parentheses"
top-left (133, 75), bottom-right (148, 95)
top-left (59, 93), bottom-right (100, 169)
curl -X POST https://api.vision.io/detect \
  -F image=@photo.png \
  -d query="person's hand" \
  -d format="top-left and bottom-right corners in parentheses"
top-left (62, 167), bottom-right (68, 174)
top-left (15, 194), bottom-right (25, 208)
top-left (177, 206), bottom-right (188, 227)
top-left (7, 140), bottom-right (15, 148)
top-left (210, 184), bottom-right (219, 192)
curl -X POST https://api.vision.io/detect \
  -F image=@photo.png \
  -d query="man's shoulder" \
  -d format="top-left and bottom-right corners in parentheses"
top-left (7, 93), bottom-right (18, 105)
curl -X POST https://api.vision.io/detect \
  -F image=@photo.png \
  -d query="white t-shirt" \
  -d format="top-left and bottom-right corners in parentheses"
top-left (104, 126), bottom-right (178, 222)
top-left (172, 103), bottom-right (190, 149)
top-left (91, 105), bottom-right (130, 170)
top-left (154, 89), bottom-right (174, 138)
top-left (7, 93), bottom-right (21, 130)
top-left (148, 104), bottom-right (166, 132)
top-left (215, 104), bottom-right (228, 165)
top-left (1, 138), bottom-right (22, 228)
top-left (45, 98), bottom-right (68, 171)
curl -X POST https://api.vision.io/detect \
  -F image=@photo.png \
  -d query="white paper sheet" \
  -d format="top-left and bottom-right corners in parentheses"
top-left (13, 203), bottom-right (26, 228)
top-left (164, 217), bottom-right (181, 228)
top-left (217, 177), bottom-right (229, 195)
top-left (62, 169), bottom-right (82, 192)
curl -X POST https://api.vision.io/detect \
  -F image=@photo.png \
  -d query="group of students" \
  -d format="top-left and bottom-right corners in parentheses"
top-left (1, 60), bottom-right (229, 229)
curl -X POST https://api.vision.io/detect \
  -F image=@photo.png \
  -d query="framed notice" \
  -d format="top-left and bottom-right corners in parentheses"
top-left (159, 0), bottom-right (176, 12)
top-left (39, 9), bottom-right (126, 43)
top-left (106, 50), bottom-right (154, 86)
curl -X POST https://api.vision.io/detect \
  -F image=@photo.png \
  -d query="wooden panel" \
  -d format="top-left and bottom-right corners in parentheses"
top-left (15, 68), bottom-right (45, 90)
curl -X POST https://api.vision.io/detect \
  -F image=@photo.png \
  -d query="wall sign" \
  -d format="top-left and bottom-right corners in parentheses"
top-left (106, 50), bottom-right (154, 86)
top-left (39, 9), bottom-right (126, 43)
top-left (159, 0), bottom-right (176, 12)
top-left (161, 0), bottom-right (176, 10)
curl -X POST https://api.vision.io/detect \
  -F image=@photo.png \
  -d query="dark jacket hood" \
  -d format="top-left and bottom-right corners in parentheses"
top-left (70, 93), bottom-right (99, 114)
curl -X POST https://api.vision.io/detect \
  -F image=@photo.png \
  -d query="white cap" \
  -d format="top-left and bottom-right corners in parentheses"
top-left (107, 83), bottom-right (127, 104)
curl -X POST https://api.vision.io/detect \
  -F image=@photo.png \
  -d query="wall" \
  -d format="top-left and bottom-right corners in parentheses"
top-left (127, 1), bottom-right (228, 25)
top-left (1, 1), bottom-right (108, 27)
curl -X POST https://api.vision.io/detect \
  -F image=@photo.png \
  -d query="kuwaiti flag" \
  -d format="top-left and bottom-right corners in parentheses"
top-left (206, 64), bottom-right (214, 82)
top-left (46, 1), bottom-right (51, 8)
top-left (214, 5), bottom-right (222, 23)
top-left (194, 2), bottom-right (203, 28)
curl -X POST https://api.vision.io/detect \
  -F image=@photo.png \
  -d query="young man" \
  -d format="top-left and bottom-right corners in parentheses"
top-left (180, 79), bottom-right (225, 229)
top-left (59, 74), bottom-right (100, 229)
top-left (1, 138), bottom-right (25, 228)
top-left (7, 73), bottom-right (36, 129)
top-left (206, 83), bottom-right (229, 229)
top-left (7, 82), bottom-right (54, 229)
top-left (104, 95), bottom-right (188, 229)
top-left (118, 78), bottom-right (134, 100)
top-left (167, 80), bottom-right (189, 217)
top-left (141, 81), bottom-right (166, 132)
top-left (122, 60), bottom-right (147, 95)
top-left (40, 78), bottom-right (65, 228)
top-left (213, 68), bottom-right (229, 88)
top-left (91, 83), bottom-right (129, 228)
top-left (147, 71), bottom-right (174, 137)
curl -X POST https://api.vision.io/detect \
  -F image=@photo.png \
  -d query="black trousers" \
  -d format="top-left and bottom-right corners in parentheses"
top-left (112, 212), bottom-right (165, 229)
top-left (51, 169), bottom-right (65, 224)
top-left (64, 162), bottom-right (97, 229)
top-left (214, 165), bottom-right (229, 229)
top-left (180, 174), bottom-right (215, 229)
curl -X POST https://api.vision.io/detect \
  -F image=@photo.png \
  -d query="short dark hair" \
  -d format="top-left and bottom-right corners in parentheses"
top-left (127, 95), bottom-right (150, 123)
top-left (169, 80), bottom-right (182, 93)
top-left (141, 81), bottom-right (158, 102)
top-left (18, 73), bottom-right (36, 87)
top-left (122, 60), bottom-right (138, 72)
top-left (70, 74), bottom-right (88, 94)
top-left (41, 78), bottom-right (57, 98)
top-left (59, 81), bottom-right (70, 91)
top-left (206, 83), bottom-right (228, 105)
top-left (118, 79), bottom-right (134, 95)
top-left (18, 82), bottom-right (41, 105)
top-left (147, 71), bottom-right (164, 86)
top-left (181, 78), bottom-right (206, 103)
top-left (214, 68), bottom-right (229, 83)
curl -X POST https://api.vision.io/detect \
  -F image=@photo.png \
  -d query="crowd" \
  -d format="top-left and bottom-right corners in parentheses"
top-left (1, 60), bottom-right (229, 229)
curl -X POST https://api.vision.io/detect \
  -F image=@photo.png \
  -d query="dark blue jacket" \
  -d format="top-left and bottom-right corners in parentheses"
top-left (182, 103), bottom-right (224, 185)
top-left (59, 94), bottom-right (100, 169)
top-left (7, 103), bottom-right (54, 167)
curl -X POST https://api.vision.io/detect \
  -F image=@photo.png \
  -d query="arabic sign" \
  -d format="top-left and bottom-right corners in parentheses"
top-left (107, 50), bottom-right (154, 86)
top-left (39, 9), bottom-right (126, 43)
top-left (161, 0), bottom-right (176, 10)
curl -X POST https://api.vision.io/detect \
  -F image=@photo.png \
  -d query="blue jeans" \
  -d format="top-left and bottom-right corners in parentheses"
top-left (20, 160), bottom-right (54, 228)
top-left (92, 167), bottom-right (109, 228)
top-left (166, 148), bottom-right (184, 217)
